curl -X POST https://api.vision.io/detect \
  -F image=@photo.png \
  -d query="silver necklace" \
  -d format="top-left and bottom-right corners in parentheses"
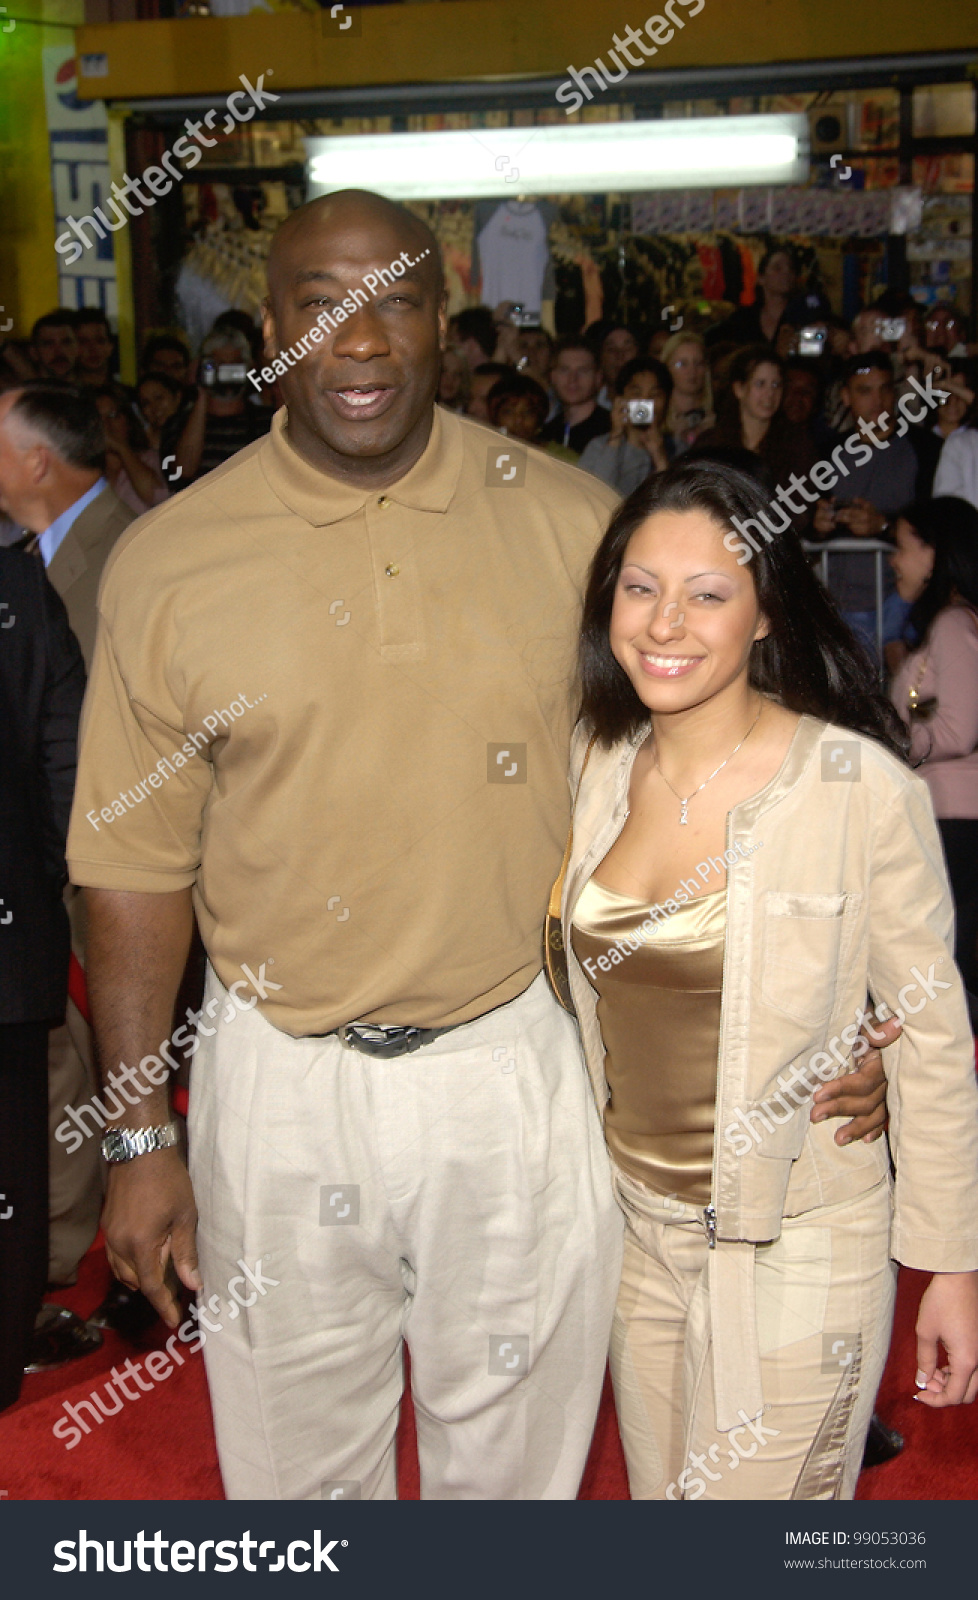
top-left (654, 702), bottom-right (763, 825)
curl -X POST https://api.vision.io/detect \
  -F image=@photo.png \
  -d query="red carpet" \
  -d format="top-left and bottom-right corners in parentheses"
top-left (0, 1250), bottom-right (973, 1499)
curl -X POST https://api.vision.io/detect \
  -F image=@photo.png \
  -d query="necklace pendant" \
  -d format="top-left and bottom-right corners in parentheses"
top-left (679, 799), bottom-right (689, 825)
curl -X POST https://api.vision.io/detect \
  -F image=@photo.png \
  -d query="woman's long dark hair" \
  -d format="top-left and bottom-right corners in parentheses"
top-left (902, 496), bottom-right (978, 645)
top-left (708, 344), bottom-right (789, 461)
top-left (753, 245), bottom-right (797, 306)
top-left (579, 458), bottom-right (909, 758)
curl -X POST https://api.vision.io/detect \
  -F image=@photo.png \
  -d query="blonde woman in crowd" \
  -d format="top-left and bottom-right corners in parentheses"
top-left (661, 331), bottom-right (714, 456)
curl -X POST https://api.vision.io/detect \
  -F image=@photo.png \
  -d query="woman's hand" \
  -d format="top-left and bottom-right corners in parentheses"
top-left (914, 1271), bottom-right (978, 1406)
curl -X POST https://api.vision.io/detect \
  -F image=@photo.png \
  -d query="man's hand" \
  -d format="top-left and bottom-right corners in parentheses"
top-left (915, 1271), bottom-right (978, 1407)
top-left (835, 497), bottom-right (886, 539)
top-left (810, 1012), bottom-right (902, 1144)
top-left (103, 1147), bottom-right (201, 1329)
top-left (814, 498), bottom-right (837, 536)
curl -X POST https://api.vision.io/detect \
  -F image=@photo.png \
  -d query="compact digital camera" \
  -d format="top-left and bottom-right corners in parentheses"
top-left (625, 399), bottom-right (657, 425)
top-left (797, 326), bottom-right (827, 357)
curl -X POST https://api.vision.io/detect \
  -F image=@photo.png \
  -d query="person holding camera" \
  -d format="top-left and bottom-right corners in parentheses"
top-left (578, 359), bottom-right (673, 496)
top-left (167, 328), bottom-right (272, 486)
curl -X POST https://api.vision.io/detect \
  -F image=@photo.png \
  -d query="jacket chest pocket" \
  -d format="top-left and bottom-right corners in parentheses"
top-left (760, 891), bottom-right (853, 1029)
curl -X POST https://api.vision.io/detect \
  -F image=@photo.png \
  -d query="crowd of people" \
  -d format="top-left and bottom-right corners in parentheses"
top-left (0, 307), bottom-right (276, 536)
top-left (1, 212), bottom-right (977, 1502)
top-left (438, 263), bottom-right (978, 978)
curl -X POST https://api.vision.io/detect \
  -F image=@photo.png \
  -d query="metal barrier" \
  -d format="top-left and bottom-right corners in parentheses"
top-left (802, 538), bottom-right (892, 672)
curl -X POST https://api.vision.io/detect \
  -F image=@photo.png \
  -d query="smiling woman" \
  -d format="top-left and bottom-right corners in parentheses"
top-left (559, 458), bottom-right (978, 1500)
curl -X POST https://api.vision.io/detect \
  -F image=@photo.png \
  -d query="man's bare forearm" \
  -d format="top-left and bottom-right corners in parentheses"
top-left (84, 886), bottom-right (195, 1128)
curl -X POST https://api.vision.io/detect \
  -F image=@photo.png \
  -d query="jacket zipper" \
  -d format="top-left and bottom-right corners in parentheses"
top-left (705, 808), bottom-right (737, 1248)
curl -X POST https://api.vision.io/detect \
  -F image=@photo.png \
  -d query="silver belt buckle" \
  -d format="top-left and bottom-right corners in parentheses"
top-left (338, 1023), bottom-right (425, 1058)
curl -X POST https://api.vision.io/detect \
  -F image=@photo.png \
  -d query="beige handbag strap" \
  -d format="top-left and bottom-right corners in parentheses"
top-left (547, 733), bottom-right (598, 921)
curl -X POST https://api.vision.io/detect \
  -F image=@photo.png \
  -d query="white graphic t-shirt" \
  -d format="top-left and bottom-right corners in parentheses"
top-left (475, 201), bottom-right (552, 315)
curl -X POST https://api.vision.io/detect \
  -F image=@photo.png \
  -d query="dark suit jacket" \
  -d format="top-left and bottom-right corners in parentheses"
top-left (46, 484), bottom-right (135, 669)
top-left (0, 548), bottom-right (86, 1025)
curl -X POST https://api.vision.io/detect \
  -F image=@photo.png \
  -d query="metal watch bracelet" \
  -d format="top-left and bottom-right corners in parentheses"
top-left (100, 1122), bottom-right (180, 1164)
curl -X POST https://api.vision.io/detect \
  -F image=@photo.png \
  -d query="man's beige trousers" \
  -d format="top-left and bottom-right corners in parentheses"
top-left (47, 887), bottom-right (101, 1285)
top-left (189, 969), bottom-right (623, 1500)
top-left (610, 1169), bottom-right (897, 1500)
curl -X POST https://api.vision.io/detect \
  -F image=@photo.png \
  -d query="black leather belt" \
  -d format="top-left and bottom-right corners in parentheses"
top-left (335, 1022), bottom-right (456, 1059)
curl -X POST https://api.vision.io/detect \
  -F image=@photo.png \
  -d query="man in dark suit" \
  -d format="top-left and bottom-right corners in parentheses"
top-left (0, 384), bottom-right (134, 1297)
top-left (0, 545), bottom-right (87, 1409)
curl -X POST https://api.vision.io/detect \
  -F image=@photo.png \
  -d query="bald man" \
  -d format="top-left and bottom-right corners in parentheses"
top-left (67, 191), bottom-right (886, 1501)
top-left (67, 190), bottom-right (622, 1500)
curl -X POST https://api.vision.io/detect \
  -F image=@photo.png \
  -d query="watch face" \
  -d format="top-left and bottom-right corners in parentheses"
top-left (102, 1130), bottom-right (128, 1161)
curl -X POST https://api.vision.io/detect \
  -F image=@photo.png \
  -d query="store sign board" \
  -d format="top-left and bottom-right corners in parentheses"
top-left (43, 46), bottom-right (117, 317)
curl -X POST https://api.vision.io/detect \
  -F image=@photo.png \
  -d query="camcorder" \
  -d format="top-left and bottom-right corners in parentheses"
top-left (509, 304), bottom-right (541, 327)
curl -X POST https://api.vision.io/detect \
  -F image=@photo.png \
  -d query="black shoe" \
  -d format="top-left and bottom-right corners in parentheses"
top-left (861, 1412), bottom-right (904, 1468)
top-left (87, 1279), bottom-right (160, 1340)
top-left (25, 1305), bottom-right (103, 1373)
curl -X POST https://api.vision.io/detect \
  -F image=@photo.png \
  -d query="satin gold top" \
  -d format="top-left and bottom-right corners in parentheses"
top-left (571, 878), bottom-right (724, 1205)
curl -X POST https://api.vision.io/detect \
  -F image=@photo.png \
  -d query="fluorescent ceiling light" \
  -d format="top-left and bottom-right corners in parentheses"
top-left (305, 114), bottom-right (809, 201)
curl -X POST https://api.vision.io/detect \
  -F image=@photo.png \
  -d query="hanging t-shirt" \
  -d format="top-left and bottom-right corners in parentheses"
top-left (474, 201), bottom-right (554, 314)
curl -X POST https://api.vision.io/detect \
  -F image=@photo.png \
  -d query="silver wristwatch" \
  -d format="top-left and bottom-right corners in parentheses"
top-left (101, 1123), bottom-right (180, 1164)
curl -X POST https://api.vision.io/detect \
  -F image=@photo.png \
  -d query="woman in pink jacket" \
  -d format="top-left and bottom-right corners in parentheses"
top-left (890, 496), bottom-right (978, 993)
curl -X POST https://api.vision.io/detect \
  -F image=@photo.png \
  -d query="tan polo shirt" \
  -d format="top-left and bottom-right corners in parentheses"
top-left (67, 405), bottom-right (617, 1036)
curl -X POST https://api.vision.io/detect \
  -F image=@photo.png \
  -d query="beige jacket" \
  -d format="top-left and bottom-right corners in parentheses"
top-left (46, 484), bottom-right (134, 669)
top-left (561, 712), bottom-right (978, 1429)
